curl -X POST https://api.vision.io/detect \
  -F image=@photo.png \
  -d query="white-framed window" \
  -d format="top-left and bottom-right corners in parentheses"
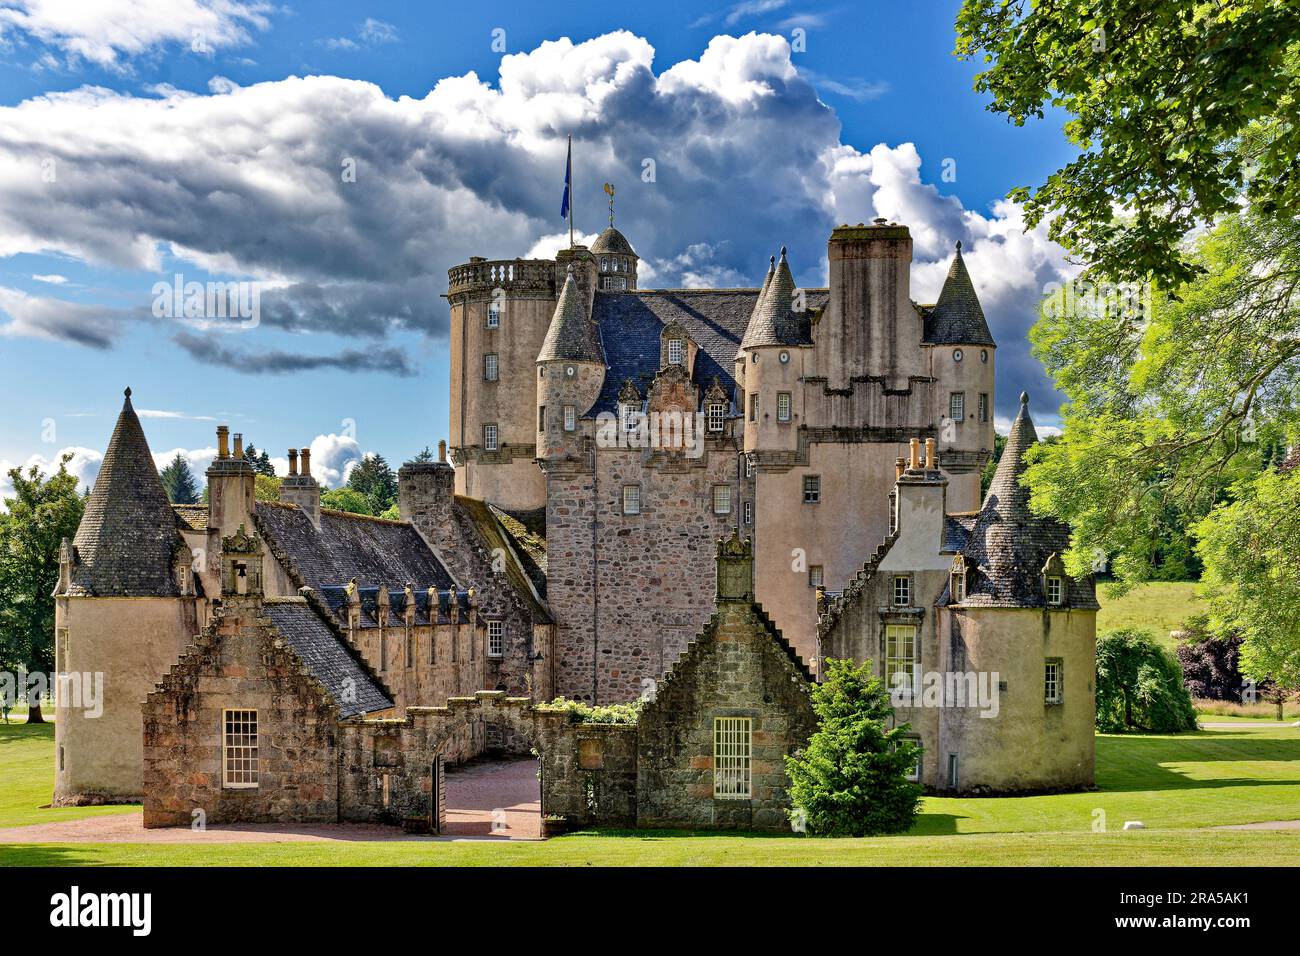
top-left (743, 499), bottom-right (753, 526)
top-left (222, 709), bottom-right (259, 789)
top-left (951, 567), bottom-right (966, 603)
top-left (776, 391), bottom-right (792, 422)
top-left (749, 393), bottom-right (759, 422)
top-left (894, 738), bottom-right (922, 782)
top-left (622, 402), bottom-right (639, 434)
top-left (978, 392), bottom-right (989, 423)
top-left (712, 484), bottom-right (732, 515)
top-left (1046, 575), bottom-right (1064, 606)
top-left (893, 575), bottom-right (911, 607)
top-left (884, 624), bottom-right (917, 694)
top-left (744, 456), bottom-right (755, 479)
top-left (487, 302), bottom-right (501, 329)
top-left (809, 565), bottom-right (824, 589)
top-left (950, 392), bottom-right (965, 422)
top-left (483, 423), bottom-right (498, 451)
top-left (563, 404), bottom-right (576, 431)
top-left (484, 352), bottom-right (499, 381)
top-left (803, 475), bottom-right (821, 503)
top-left (668, 339), bottom-right (684, 365)
top-left (487, 620), bottom-right (505, 658)
top-left (707, 402), bottom-right (725, 432)
top-left (1045, 660), bottom-right (1063, 704)
top-left (713, 716), bottom-right (752, 799)
top-left (622, 484), bottom-right (641, 515)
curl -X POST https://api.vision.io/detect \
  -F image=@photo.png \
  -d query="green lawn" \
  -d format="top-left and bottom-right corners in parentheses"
top-left (1096, 580), bottom-right (1202, 646)
top-left (2, 720), bottom-right (1297, 866)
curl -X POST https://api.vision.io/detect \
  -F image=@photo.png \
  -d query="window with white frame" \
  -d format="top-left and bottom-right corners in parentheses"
top-left (622, 484), bottom-right (641, 515)
top-left (563, 404), bottom-right (576, 431)
top-left (884, 624), bottom-right (918, 694)
top-left (487, 620), bottom-right (504, 658)
top-left (1046, 575), bottom-right (1064, 606)
top-left (668, 339), bottom-right (684, 366)
top-left (484, 352), bottom-right (499, 381)
top-left (808, 565), bottom-right (824, 589)
top-left (978, 392), bottom-right (989, 423)
top-left (894, 738), bottom-right (922, 782)
top-left (713, 717), bottom-right (752, 799)
top-left (622, 402), bottom-right (639, 434)
top-left (743, 499), bottom-right (753, 526)
top-left (744, 456), bottom-right (755, 479)
top-left (712, 484), bottom-right (732, 515)
top-left (1044, 660), bottom-right (1063, 704)
top-left (749, 393), bottom-right (759, 422)
top-left (951, 566), bottom-right (966, 603)
top-left (707, 402), bottom-right (725, 432)
top-left (776, 391), bottom-right (792, 422)
top-left (893, 575), bottom-right (911, 607)
top-left (802, 475), bottom-right (821, 503)
top-left (487, 302), bottom-right (501, 329)
top-left (950, 391), bottom-right (965, 421)
top-left (222, 709), bottom-right (259, 789)
top-left (483, 423), bottom-right (498, 451)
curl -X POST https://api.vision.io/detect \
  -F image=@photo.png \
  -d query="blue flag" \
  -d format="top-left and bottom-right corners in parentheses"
top-left (560, 137), bottom-right (571, 220)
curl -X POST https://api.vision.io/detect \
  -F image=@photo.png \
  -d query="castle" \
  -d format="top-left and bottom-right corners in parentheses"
top-left (52, 211), bottom-right (1095, 824)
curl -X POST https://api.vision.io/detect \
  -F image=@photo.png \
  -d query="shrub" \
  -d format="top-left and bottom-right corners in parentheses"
top-left (785, 658), bottom-right (922, 836)
top-left (1096, 629), bottom-right (1198, 733)
top-left (1176, 614), bottom-right (1250, 701)
top-left (536, 696), bottom-right (642, 725)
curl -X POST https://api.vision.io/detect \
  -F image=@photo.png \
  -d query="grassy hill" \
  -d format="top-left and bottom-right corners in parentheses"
top-left (1096, 581), bottom-right (1202, 647)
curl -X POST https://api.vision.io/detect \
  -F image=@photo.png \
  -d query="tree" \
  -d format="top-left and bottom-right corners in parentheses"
top-left (1176, 615), bottom-right (1250, 702)
top-left (254, 474), bottom-right (282, 502)
top-left (158, 452), bottom-right (200, 504)
top-left (0, 456), bottom-right (85, 723)
top-left (347, 454), bottom-right (397, 515)
top-left (411, 446), bottom-right (436, 463)
top-left (785, 657), bottom-right (922, 836)
top-left (378, 503), bottom-right (401, 521)
top-left (241, 443), bottom-right (276, 478)
top-left (321, 487), bottom-right (372, 515)
top-left (1095, 629), bottom-right (1198, 733)
top-left (955, 0), bottom-right (1300, 287)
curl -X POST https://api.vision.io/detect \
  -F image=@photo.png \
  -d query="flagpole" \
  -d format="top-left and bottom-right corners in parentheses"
top-left (568, 134), bottom-right (574, 250)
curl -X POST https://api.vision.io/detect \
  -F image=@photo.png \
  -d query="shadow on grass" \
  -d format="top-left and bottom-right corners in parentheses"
top-left (0, 844), bottom-right (108, 867)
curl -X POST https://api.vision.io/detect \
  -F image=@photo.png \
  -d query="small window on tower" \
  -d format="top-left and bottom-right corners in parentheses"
top-left (487, 302), bottom-right (501, 329)
top-left (893, 575), bottom-right (911, 607)
top-left (808, 565), bottom-right (824, 588)
top-left (538, 405), bottom-right (546, 432)
top-left (743, 499), bottom-right (753, 525)
top-left (802, 475), bottom-right (821, 504)
top-left (484, 353), bottom-right (499, 382)
top-left (483, 423), bottom-right (498, 451)
top-left (563, 405), bottom-right (576, 431)
top-left (749, 393), bottom-right (759, 422)
top-left (978, 393), bottom-right (989, 423)
top-left (668, 339), bottom-right (684, 366)
top-left (776, 392), bottom-right (792, 422)
top-left (949, 392), bottom-right (965, 422)
top-left (1044, 660), bottom-right (1063, 704)
top-left (1046, 575), bottom-right (1065, 606)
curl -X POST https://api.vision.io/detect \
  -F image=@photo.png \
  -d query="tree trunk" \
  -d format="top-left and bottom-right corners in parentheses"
top-left (26, 694), bottom-right (45, 724)
top-left (1277, 699), bottom-right (1284, 721)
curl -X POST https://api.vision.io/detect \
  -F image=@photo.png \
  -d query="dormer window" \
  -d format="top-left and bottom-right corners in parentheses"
top-left (707, 402), bottom-right (725, 432)
top-left (668, 339), bottom-right (684, 366)
top-left (621, 402), bottom-right (639, 434)
top-left (1046, 575), bottom-right (1064, 606)
top-left (950, 557), bottom-right (967, 604)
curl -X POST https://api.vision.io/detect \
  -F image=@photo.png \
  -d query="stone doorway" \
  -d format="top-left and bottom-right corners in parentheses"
top-left (441, 755), bottom-right (541, 839)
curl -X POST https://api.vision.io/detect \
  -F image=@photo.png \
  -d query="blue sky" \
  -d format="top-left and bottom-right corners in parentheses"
top-left (0, 0), bottom-right (1079, 495)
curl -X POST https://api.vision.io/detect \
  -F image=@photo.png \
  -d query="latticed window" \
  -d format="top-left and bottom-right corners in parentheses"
top-left (893, 575), bottom-right (911, 607)
top-left (483, 423), bottom-right (498, 451)
top-left (622, 484), bottom-right (641, 515)
top-left (978, 392), bottom-right (989, 423)
top-left (223, 709), bottom-right (258, 789)
top-left (487, 302), bottom-right (501, 328)
top-left (668, 339), bottom-right (684, 365)
top-left (808, 565), bottom-right (824, 588)
top-left (1045, 660), bottom-right (1063, 704)
top-left (949, 391), bottom-right (965, 421)
top-left (713, 717), bottom-right (752, 799)
top-left (563, 405), bottom-right (576, 431)
top-left (1046, 575), bottom-right (1064, 606)
top-left (707, 403), bottom-right (725, 432)
top-left (884, 624), bottom-right (917, 693)
top-left (951, 567), bottom-right (966, 603)
top-left (743, 500), bottom-right (753, 526)
top-left (802, 475), bottom-right (820, 503)
top-left (487, 621), bottom-right (504, 658)
top-left (622, 403), bottom-right (639, 433)
top-left (484, 352), bottom-right (499, 381)
top-left (776, 391), bottom-right (792, 422)
top-left (712, 484), bottom-right (731, 515)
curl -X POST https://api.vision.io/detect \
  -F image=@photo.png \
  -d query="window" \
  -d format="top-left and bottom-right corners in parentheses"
top-left (743, 499), bottom-right (753, 526)
top-left (486, 302), bottom-right (500, 329)
top-left (745, 456), bottom-right (755, 479)
top-left (1046, 575), bottom-right (1064, 606)
top-left (893, 575), bottom-right (911, 607)
top-left (483, 423), bottom-right (498, 451)
top-left (894, 738), bottom-right (921, 782)
top-left (707, 402), bottom-right (725, 432)
top-left (487, 621), bottom-right (504, 658)
top-left (951, 567), bottom-right (966, 603)
top-left (978, 393), bottom-right (989, 423)
top-left (538, 405), bottom-right (546, 432)
top-left (406, 625), bottom-right (414, 668)
top-left (668, 339), bottom-right (684, 365)
top-left (484, 352), bottom-right (499, 381)
top-left (222, 709), bottom-right (258, 789)
top-left (808, 565), bottom-right (824, 589)
top-left (563, 404), bottom-right (576, 431)
top-left (713, 717), bottom-right (752, 799)
top-left (1045, 660), bottom-right (1063, 704)
top-left (949, 392), bottom-right (965, 422)
top-left (712, 484), bottom-right (732, 515)
top-left (947, 753), bottom-right (960, 789)
top-left (888, 490), bottom-right (898, 535)
top-left (622, 484), bottom-right (641, 515)
top-left (802, 475), bottom-right (821, 504)
top-left (953, 348), bottom-right (964, 362)
top-left (776, 391), bottom-right (792, 422)
top-left (749, 393), bottom-right (759, 422)
top-left (622, 403), bottom-right (639, 434)
top-left (885, 624), bottom-right (917, 694)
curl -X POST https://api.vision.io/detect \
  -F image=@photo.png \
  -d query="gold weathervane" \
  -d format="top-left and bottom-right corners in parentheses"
top-left (603, 182), bottom-right (615, 228)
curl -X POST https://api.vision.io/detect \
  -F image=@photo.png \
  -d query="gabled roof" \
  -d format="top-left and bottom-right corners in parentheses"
top-left (70, 388), bottom-right (182, 597)
top-left (537, 265), bottom-right (603, 364)
top-left (262, 599), bottom-right (393, 718)
top-left (739, 248), bottom-right (815, 350)
top-left (590, 286), bottom-right (829, 416)
top-left (454, 496), bottom-right (552, 624)
top-left (923, 243), bottom-right (995, 347)
top-left (957, 393), bottom-right (1098, 609)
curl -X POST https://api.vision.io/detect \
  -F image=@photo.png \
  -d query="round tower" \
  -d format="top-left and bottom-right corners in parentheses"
top-left (536, 264), bottom-right (606, 462)
top-left (591, 226), bottom-right (638, 291)
top-left (737, 248), bottom-right (810, 457)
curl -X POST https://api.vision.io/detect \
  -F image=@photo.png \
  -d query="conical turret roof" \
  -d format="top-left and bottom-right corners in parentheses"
top-left (591, 226), bottom-right (636, 257)
top-left (70, 388), bottom-right (182, 596)
top-left (537, 265), bottom-right (604, 364)
top-left (924, 242), bottom-right (995, 347)
top-left (739, 247), bottom-right (812, 350)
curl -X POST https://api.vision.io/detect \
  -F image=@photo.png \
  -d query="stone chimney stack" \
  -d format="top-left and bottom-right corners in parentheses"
top-left (206, 423), bottom-right (255, 538)
top-left (438, 440), bottom-right (447, 463)
top-left (891, 435), bottom-right (948, 551)
top-left (216, 425), bottom-right (230, 459)
top-left (280, 443), bottom-right (321, 529)
top-left (399, 457), bottom-right (457, 553)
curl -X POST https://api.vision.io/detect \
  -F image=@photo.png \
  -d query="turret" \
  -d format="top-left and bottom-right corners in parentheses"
top-left (591, 226), bottom-right (638, 291)
top-left (536, 265), bottom-right (606, 462)
top-left (737, 247), bottom-right (810, 455)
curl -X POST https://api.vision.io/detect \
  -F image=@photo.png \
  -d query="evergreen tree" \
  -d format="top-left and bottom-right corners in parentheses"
top-left (785, 658), bottom-right (923, 836)
top-left (242, 443), bottom-right (276, 477)
top-left (158, 452), bottom-right (200, 504)
top-left (347, 454), bottom-right (398, 515)
top-left (411, 446), bottom-right (436, 463)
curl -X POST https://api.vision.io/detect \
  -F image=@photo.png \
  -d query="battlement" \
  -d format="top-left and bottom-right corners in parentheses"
top-left (447, 257), bottom-right (556, 297)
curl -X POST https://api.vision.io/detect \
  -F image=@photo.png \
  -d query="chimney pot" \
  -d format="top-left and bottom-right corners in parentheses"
top-left (438, 439), bottom-right (447, 463)
top-left (216, 425), bottom-right (230, 460)
top-left (288, 449), bottom-right (298, 476)
top-left (232, 432), bottom-right (244, 458)
top-left (925, 437), bottom-right (937, 470)
top-left (299, 447), bottom-right (311, 478)
top-left (895, 456), bottom-right (906, 480)
top-left (909, 438), bottom-right (920, 471)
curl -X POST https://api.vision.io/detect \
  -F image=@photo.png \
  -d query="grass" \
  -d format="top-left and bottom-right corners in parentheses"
top-left (1095, 580), bottom-right (1202, 647)
top-left (2, 720), bottom-right (1298, 866)
top-left (1194, 699), bottom-right (1300, 721)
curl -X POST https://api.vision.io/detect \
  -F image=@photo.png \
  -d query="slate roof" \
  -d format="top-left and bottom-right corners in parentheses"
top-left (316, 584), bottom-right (470, 627)
top-left (923, 244), bottom-right (996, 347)
top-left (262, 600), bottom-right (393, 717)
top-left (956, 394), bottom-right (1098, 609)
top-left (589, 285), bottom-right (829, 416)
top-left (591, 226), bottom-right (636, 256)
top-left (943, 512), bottom-right (978, 554)
top-left (172, 504), bottom-right (208, 532)
top-left (455, 496), bottom-right (552, 623)
top-left (739, 248), bottom-right (814, 350)
top-left (70, 389), bottom-right (182, 597)
top-left (537, 266), bottom-right (604, 364)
